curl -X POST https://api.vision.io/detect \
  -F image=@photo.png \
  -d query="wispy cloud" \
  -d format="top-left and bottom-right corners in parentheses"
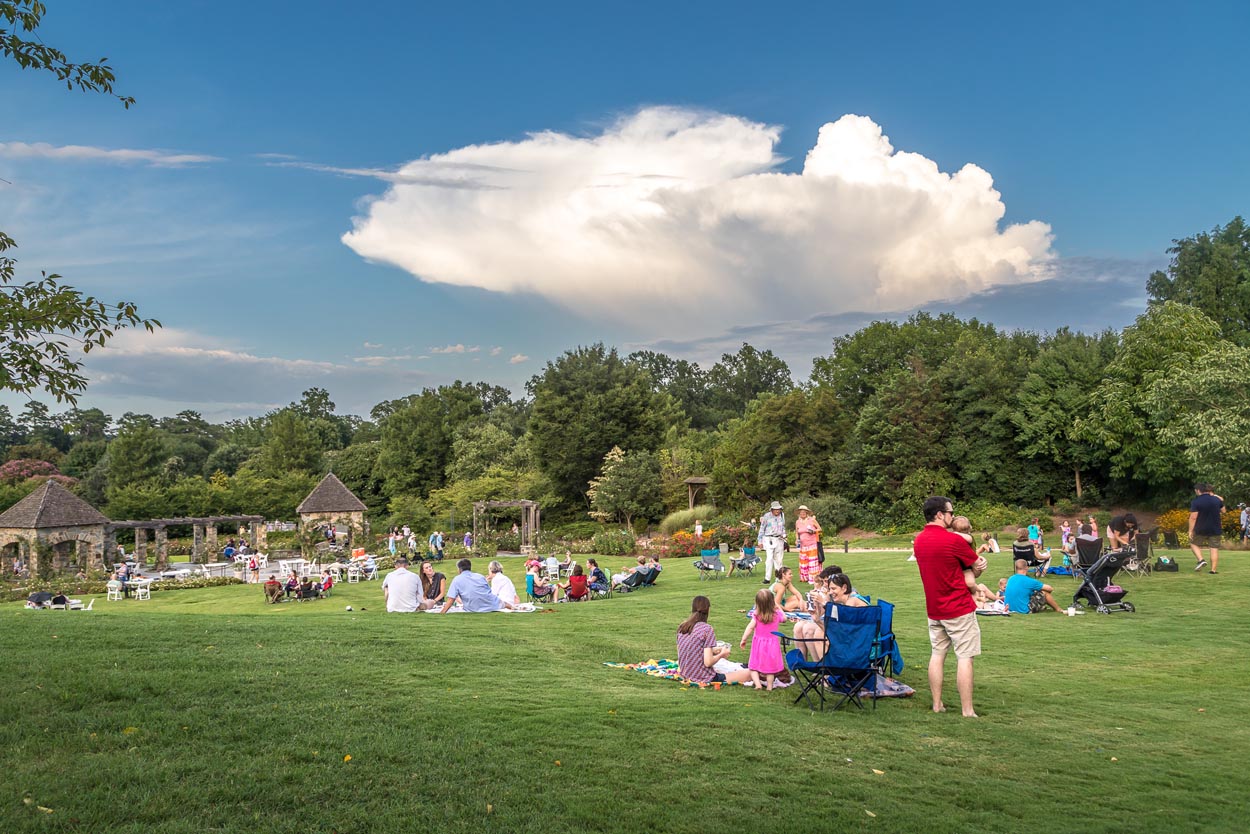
top-left (0, 142), bottom-right (221, 167)
top-left (509, 353), bottom-right (529, 364)
top-left (353, 354), bottom-right (413, 366)
top-left (363, 341), bottom-right (383, 348)
top-left (489, 346), bottom-right (502, 356)
top-left (429, 343), bottom-right (480, 354)
top-left (267, 159), bottom-right (502, 190)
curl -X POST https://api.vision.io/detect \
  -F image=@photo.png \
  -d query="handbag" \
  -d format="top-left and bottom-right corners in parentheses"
top-left (816, 539), bottom-right (825, 564)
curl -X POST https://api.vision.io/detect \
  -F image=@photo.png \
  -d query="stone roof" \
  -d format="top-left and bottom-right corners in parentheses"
top-left (0, 480), bottom-right (110, 529)
top-left (296, 473), bottom-right (367, 514)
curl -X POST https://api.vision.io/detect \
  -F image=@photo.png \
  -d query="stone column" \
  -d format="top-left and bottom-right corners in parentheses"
top-left (103, 529), bottom-right (117, 569)
top-left (254, 522), bottom-right (267, 552)
top-left (154, 526), bottom-right (169, 570)
top-left (205, 525), bottom-right (218, 559)
top-left (248, 522), bottom-right (259, 549)
top-left (192, 524), bottom-right (204, 563)
top-left (135, 527), bottom-right (148, 562)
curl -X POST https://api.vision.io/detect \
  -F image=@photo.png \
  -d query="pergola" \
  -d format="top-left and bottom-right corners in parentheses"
top-left (472, 500), bottom-right (540, 551)
top-left (106, 515), bottom-right (265, 569)
top-left (683, 477), bottom-right (710, 509)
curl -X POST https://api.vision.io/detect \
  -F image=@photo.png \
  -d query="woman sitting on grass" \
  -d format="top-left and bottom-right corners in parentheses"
top-left (487, 560), bottom-right (520, 606)
top-left (676, 595), bottom-right (754, 685)
top-left (418, 560), bottom-right (448, 610)
top-left (770, 567), bottom-right (806, 612)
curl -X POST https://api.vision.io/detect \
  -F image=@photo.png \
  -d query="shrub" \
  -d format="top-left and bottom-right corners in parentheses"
top-left (659, 505), bottom-right (717, 536)
top-left (657, 530), bottom-right (702, 560)
top-left (548, 521), bottom-right (602, 540)
top-left (2, 575), bottom-right (242, 602)
top-left (1156, 509), bottom-right (1189, 533)
top-left (592, 529), bottom-right (634, 556)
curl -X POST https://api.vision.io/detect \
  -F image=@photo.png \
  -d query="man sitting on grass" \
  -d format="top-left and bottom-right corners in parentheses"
top-left (1004, 559), bottom-right (1064, 614)
top-left (437, 559), bottom-right (514, 613)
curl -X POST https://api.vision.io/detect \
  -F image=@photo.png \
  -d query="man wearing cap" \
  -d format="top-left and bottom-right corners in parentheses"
top-left (382, 557), bottom-right (424, 613)
top-left (757, 501), bottom-right (787, 585)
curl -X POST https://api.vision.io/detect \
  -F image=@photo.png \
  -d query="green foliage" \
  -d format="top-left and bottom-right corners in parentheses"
top-left (658, 504), bottom-right (718, 536)
top-left (1145, 341), bottom-right (1250, 496)
top-left (1146, 216), bottom-right (1250, 345)
top-left (1079, 301), bottom-right (1223, 487)
top-left (701, 343), bottom-right (793, 427)
top-left (527, 344), bottom-right (675, 507)
top-left (587, 446), bottom-right (662, 531)
top-left (256, 410), bottom-right (322, 478)
top-left (386, 493), bottom-right (433, 534)
top-left (106, 422), bottom-right (167, 494)
top-left (375, 384), bottom-right (490, 498)
top-left (591, 528), bottom-right (635, 555)
top-left (712, 388), bottom-right (847, 504)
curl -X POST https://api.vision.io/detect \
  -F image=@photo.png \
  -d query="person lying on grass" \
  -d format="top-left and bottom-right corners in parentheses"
top-left (437, 559), bottom-right (514, 613)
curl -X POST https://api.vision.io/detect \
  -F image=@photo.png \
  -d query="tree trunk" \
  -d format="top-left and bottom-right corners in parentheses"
top-left (1074, 467), bottom-right (1083, 500)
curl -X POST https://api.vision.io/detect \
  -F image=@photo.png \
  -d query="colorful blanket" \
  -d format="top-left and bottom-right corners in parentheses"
top-left (605, 658), bottom-right (744, 688)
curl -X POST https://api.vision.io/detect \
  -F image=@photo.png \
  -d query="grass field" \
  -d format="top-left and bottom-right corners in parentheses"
top-left (2, 551), bottom-right (1247, 833)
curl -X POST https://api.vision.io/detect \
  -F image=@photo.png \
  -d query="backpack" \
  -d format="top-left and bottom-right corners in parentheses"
top-left (1154, 556), bottom-right (1179, 572)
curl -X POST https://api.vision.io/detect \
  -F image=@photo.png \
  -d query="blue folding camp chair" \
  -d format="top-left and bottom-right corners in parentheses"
top-left (872, 599), bottom-right (903, 677)
top-left (693, 549), bottom-right (726, 580)
top-left (730, 547), bottom-right (760, 578)
top-left (781, 603), bottom-right (882, 711)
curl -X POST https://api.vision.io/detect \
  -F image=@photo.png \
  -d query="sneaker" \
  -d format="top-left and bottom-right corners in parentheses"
top-left (1195, 560), bottom-right (1207, 572)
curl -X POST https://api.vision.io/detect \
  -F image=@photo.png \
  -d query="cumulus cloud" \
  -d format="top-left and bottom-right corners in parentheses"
top-left (342, 108), bottom-right (1054, 334)
top-left (509, 353), bottom-right (529, 364)
top-left (0, 142), bottom-right (220, 167)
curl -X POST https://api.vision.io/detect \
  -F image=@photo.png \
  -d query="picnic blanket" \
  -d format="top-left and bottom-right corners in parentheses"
top-left (604, 658), bottom-right (792, 689)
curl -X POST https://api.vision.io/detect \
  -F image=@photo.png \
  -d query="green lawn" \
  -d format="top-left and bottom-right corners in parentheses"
top-left (2, 552), bottom-right (1247, 833)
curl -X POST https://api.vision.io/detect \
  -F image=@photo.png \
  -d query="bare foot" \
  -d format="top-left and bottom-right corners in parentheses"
top-left (932, 704), bottom-right (947, 713)
top-left (962, 711), bottom-right (979, 718)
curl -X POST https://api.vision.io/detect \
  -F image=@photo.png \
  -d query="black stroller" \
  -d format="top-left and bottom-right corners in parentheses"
top-left (1074, 549), bottom-right (1136, 614)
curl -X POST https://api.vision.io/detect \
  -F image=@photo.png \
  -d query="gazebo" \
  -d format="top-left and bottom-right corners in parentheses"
top-left (0, 480), bottom-right (109, 574)
top-left (296, 473), bottom-right (368, 547)
top-left (683, 477), bottom-right (710, 509)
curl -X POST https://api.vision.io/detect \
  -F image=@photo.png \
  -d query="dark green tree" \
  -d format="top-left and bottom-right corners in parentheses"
top-left (527, 344), bottom-right (676, 508)
top-left (106, 422), bottom-right (167, 493)
top-left (587, 446), bottom-right (663, 531)
top-left (1146, 217), bottom-right (1250, 345)
top-left (703, 343), bottom-right (793, 427)
top-left (255, 411), bottom-right (322, 478)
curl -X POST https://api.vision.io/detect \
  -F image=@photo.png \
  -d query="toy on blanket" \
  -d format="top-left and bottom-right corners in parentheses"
top-left (604, 658), bottom-right (742, 689)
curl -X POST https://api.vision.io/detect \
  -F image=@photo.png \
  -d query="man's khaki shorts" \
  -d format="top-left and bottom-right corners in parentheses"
top-left (1192, 534), bottom-right (1221, 548)
top-left (928, 612), bottom-right (981, 659)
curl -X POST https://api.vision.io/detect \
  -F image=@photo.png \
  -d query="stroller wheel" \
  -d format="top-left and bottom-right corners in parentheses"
top-left (1096, 604), bottom-right (1110, 615)
top-left (1122, 602), bottom-right (1136, 613)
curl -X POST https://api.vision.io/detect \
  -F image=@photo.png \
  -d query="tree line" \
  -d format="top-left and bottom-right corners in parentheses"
top-left (2, 215), bottom-right (1247, 534)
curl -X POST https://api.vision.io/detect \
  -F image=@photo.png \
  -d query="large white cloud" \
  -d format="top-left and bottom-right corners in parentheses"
top-left (342, 108), bottom-right (1054, 332)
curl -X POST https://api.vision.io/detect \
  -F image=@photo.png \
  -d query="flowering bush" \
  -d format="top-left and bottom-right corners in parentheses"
top-left (658, 531), bottom-right (702, 560)
top-left (0, 459), bottom-right (59, 484)
top-left (592, 529), bottom-right (635, 556)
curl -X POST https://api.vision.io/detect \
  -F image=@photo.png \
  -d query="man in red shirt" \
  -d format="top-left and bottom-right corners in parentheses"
top-left (914, 496), bottom-right (987, 717)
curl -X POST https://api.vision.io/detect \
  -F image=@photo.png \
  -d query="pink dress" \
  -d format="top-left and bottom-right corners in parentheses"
top-left (748, 610), bottom-right (786, 674)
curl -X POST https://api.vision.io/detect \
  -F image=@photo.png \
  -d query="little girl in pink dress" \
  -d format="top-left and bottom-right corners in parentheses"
top-left (740, 589), bottom-right (786, 690)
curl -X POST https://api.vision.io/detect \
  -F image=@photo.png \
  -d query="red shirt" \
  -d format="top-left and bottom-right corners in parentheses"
top-left (914, 524), bottom-right (978, 620)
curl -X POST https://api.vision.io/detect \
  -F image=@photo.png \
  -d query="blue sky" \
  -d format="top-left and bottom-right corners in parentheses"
top-left (3, 0), bottom-right (1247, 420)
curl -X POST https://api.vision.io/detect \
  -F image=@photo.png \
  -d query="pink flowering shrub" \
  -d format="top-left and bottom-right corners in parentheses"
top-left (0, 459), bottom-right (60, 484)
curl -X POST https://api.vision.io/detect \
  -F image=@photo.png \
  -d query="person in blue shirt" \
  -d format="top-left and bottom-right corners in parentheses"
top-left (1003, 559), bottom-right (1063, 614)
top-left (438, 559), bottom-right (512, 613)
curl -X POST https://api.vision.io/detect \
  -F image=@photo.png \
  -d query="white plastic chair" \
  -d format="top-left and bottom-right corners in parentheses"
top-left (347, 565), bottom-right (361, 584)
top-left (134, 582), bottom-right (151, 601)
top-left (544, 557), bottom-right (560, 582)
top-left (107, 584), bottom-right (123, 601)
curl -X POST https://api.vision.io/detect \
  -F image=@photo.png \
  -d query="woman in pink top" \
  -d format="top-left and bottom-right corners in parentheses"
top-left (795, 505), bottom-right (822, 583)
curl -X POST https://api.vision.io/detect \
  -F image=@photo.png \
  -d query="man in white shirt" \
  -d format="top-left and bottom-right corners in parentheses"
top-left (381, 557), bottom-right (423, 612)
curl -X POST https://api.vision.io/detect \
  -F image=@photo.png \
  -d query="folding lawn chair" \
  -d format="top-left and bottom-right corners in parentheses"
top-left (638, 566), bottom-right (660, 587)
top-left (526, 573), bottom-right (554, 604)
top-left (694, 549), bottom-right (726, 580)
top-left (729, 548), bottom-right (760, 578)
top-left (871, 599), bottom-right (903, 678)
top-left (781, 603), bottom-right (882, 711)
top-left (1074, 537), bottom-right (1103, 583)
top-left (615, 571), bottom-right (644, 593)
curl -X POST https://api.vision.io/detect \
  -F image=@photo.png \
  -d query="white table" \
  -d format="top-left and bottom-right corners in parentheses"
top-left (201, 562), bottom-right (233, 577)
